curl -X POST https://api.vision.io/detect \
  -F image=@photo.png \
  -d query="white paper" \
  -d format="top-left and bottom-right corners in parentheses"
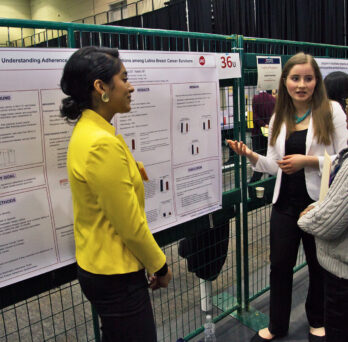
top-left (315, 58), bottom-right (348, 80)
top-left (118, 50), bottom-right (222, 233)
top-left (319, 150), bottom-right (332, 202)
top-left (0, 48), bottom-right (222, 287)
top-left (216, 53), bottom-right (241, 79)
top-left (256, 56), bottom-right (282, 91)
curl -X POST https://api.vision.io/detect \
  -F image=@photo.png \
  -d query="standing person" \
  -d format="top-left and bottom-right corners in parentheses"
top-left (227, 52), bottom-right (347, 342)
top-left (249, 90), bottom-right (276, 183)
top-left (297, 71), bottom-right (348, 342)
top-left (324, 71), bottom-right (348, 111)
top-left (60, 46), bottom-right (172, 342)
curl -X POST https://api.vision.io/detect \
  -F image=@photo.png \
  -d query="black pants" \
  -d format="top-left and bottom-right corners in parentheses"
top-left (268, 206), bottom-right (324, 336)
top-left (77, 266), bottom-right (157, 342)
top-left (250, 134), bottom-right (268, 183)
top-left (324, 269), bottom-right (348, 342)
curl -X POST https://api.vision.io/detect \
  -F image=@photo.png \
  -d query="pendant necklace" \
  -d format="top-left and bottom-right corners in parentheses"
top-left (295, 108), bottom-right (311, 124)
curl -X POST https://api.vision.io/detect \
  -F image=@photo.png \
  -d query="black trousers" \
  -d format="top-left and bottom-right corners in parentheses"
top-left (324, 269), bottom-right (348, 342)
top-left (268, 206), bottom-right (324, 336)
top-left (77, 266), bottom-right (157, 342)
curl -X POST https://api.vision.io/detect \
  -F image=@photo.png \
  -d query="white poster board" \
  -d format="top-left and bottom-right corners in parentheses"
top-left (256, 56), bottom-right (282, 91)
top-left (216, 53), bottom-right (241, 79)
top-left (118, 51), bottom-right (222, 233)
top-left (0, 48), bottom-right (222, 288)
top-left (315, 58), bottom-right (348, 79)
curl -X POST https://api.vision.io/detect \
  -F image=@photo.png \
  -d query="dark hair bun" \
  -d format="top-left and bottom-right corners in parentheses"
top-left (60, 97), bottom-right (82, 121)
top-left (59, 46), bottom-right (121, 122)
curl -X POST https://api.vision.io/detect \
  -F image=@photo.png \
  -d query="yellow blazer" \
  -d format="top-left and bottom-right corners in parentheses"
top-left (67, 109), bottom-right (166, 275)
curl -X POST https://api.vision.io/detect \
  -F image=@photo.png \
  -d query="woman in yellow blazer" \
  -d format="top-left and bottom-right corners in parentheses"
top-left (60, 46), bottom-right (172, 342)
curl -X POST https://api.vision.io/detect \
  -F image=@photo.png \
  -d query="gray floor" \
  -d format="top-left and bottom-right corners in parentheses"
top-left (191, 267), bottom-right (310, 342)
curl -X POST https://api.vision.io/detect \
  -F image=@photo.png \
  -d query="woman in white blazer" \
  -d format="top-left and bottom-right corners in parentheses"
top-left (228, 52), bottom-right (348, 342)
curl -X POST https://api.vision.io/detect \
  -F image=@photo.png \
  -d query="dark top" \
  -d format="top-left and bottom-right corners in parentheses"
top-left (275, 129), bottom-right (313, 217)
top-left (251, 92), bottom-right (276, 136)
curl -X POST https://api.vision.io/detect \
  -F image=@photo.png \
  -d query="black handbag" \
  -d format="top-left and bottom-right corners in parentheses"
top-left (178, 222), bottom-right (229, 281)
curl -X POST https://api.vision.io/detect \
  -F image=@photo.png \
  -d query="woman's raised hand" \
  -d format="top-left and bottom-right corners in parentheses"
top-left (226, 140), bottom-right (253, 157)
top-left (226, 140), bottom-right (259, 166)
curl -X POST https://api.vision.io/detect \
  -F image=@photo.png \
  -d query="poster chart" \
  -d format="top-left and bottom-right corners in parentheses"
top-left (117, 51), bottom-right (222, 233)
top-left (0, 49), bottom-right (222, 288)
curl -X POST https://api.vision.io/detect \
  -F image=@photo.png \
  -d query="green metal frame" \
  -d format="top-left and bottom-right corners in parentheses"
top-left (0, 18), bottom-right (242, 342)
top-left (238, 35), bottom-right (348, 314)
top-left (1, 17), bottom-right (348, 341)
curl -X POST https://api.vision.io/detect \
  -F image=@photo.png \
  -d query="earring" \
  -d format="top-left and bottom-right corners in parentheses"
top-left (101, 92), bottom-right (109, 103)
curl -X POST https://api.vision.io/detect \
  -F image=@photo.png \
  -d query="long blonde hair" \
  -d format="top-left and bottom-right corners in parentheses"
top-left (270, 52), bottom-right (333, 146)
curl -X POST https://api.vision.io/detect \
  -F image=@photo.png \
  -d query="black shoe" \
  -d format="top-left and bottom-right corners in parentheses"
top-left (250, 332), bottom-right (276, 342)
top-left (308, 332), bottom-right (325, 342)
top-left (250, 332), bottom-right (287, 342)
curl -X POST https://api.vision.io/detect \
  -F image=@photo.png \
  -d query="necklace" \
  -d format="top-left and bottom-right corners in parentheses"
top-left (295, 108), bottom-right (311, 124)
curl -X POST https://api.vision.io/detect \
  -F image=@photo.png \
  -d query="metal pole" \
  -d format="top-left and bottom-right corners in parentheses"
top-left (238, 35), bottom-right (250, 310)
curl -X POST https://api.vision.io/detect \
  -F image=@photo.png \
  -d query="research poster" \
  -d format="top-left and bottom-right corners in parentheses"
top-left (315, 58), bottom-right (348, 79)
top-left (0, 48), bottom-right (222, 288)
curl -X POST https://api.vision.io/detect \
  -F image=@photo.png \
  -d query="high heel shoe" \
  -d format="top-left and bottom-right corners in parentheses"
top-left (308, 332), bottom-right (325, 342)
top-left (250, 332), bottom-right (276, 342)
top-left (250, 331), bottom-right (287, 342)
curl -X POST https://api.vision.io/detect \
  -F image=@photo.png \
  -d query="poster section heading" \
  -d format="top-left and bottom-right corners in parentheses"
top-left (0, 48), bottom-right (222, 288)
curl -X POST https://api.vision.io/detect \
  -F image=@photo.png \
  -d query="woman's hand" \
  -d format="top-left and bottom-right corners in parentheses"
top-left (226, 140), bottom-right (259, 166)
top-left (299, 205), bottom-right (315, 218)
top-left (148, 267), bottom-right (173, 291)
top-left (277, 154), bottom-right (307, 174)
top-left (226, 140), bottom-right (252, 157)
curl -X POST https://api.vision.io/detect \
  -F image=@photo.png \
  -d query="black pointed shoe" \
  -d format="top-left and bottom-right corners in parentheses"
top-left (308, 332), bottom-right (325, 342)
top-left (250, 332), bottom-right (276, 342)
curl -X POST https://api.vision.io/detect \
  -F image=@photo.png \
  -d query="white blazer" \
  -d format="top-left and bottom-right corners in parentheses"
top-left (254, 101), bottom-right (348, 203)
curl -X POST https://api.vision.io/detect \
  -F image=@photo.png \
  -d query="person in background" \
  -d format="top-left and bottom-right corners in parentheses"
top-left (249, 89), bottom-right (276, 183)
top-left (298, 70), bottom-right (348, 342)
top-left (227, 52), bottom-right (347, 342)
top-left (323, 71), bottom-right (348, 112)
top-left (60, 46), bottom-right (172, 342)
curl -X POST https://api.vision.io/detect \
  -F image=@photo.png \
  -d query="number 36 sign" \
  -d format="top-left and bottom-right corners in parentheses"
top-left (216, 53), bottom-right (241, 80)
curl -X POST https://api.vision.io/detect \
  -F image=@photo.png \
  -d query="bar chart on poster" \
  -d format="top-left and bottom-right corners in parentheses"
top-left (0, 48), bottom-right (222, 287)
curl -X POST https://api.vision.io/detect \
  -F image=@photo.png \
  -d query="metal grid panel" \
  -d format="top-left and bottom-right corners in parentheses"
top-left (152, 219), bottom-right (240, 341)
top-left (238, 36), bottom-right (347, 306)
top-left (0, 19), bottom-right (240, 342)
top-left (0, 221), bottom-right (240, 342)
top-left (0, 281), bottom-right (94, 342)
top-left (1, 18), bottom-right (345, 342)
top-left (0, 26), bottom-right (68, 48)
top-left (243, 36), bottom-right (348, 59)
